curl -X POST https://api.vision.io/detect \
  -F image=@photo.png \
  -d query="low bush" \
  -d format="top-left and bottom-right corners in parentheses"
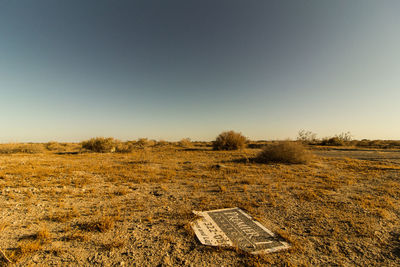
top-left (155, 140), bottom-right (169, 147)
top-left (256, 141), bottom-right (312, 164)
top-left (81, 137), bottom-right (117, 153)
top-left (136, 138), bottom-right (155, 147)
top-left (45, 141), bottom-right (60, 151)
top-left (115, 142), bottom-right (135, 153)
top-left (178, 138), bottom-right (192, 147)
top-left (213, 131), bottom-right (247, 151)
top-left (320, 137), bottom-right (344, 146)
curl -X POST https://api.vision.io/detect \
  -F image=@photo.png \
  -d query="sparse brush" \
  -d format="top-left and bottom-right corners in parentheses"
top-left (354, 139), bottom-right (400, 149)
top-left (45, 141), bottom-right (61, 151)
top-left (155, 140), bottom-right (169, 147)
top-left (213, 131), bottom-right (247, 151)
top-left (297, 129), bottom-right (318, 144)
top-left (115, 142), bottom-right (135, 153)
top-left (256, 141), bottom-right (312, 164)
top-left (81, 137), bottom-right (117, 153)
top-left (0, 143), bottom-right (45, 154)
top-left (136, 138), bottom-right (156, 147)
top-left (178, 138), bottom-right (192, 147)
top-left (319, 132), bottom-right (352, 146)
top-left (320, 137), bottom-right (344, 146)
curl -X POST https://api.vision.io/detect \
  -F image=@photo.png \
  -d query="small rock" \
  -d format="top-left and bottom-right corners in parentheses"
top-left (152, 191), bottom-right (163, 197)
top-left (212, 164), bottom-right (226, 170)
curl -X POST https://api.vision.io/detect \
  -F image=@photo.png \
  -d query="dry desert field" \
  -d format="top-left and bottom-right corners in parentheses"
top-left (0, 142), bottom-right (399, 266)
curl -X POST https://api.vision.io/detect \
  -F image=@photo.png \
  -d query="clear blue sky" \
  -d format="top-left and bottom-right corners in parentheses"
top-left (1, 0), bottom-right (399, 142)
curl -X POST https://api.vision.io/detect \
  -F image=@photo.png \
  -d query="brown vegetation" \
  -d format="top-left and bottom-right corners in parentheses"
top-left (77, 216), bottom-right (116, 233)
top-left (213, 130), bottom-right (247, 150)
top-left (178, 138), bottom-right (192, 148)
top-left (256, 141), bottom-right (312, 164)
top-left (0, 140), bottom-right (399, 265)
top-left (81, 137), bottom-right (117, 153)
top-left (0, 143), bottom-right (45, 154)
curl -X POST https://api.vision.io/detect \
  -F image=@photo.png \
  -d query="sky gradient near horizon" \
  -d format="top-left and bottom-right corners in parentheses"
top-left (1, 0), bottom-right (399, 142)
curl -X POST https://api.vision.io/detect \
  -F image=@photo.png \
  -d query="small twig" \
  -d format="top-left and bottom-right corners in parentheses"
top-left (0, 247), bottom-right (12, 263)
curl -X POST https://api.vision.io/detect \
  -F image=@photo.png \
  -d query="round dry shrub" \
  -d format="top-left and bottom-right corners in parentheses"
top-left (136, 138), bottom-right (156, 147)
top-left (178, 138), bottom-right (192, 147)
top-left (115, 141), bottom-right (135, 153)
top-left (81, 137), bottom-right (117, 153)
top-left (256, 141), bottom-right (312, 164)
top-left (213, 131), bottom-right (247, 151)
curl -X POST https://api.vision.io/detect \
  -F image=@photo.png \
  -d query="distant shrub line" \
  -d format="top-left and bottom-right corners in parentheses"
top-left (1, 130), bottom-right (399, 157)
top-left (296, 129), bottom-right (400, 148)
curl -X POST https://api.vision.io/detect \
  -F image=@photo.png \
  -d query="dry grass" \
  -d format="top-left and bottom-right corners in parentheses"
top-left (0, 143), bottom-right (399, 265)
top-left (61, 231), bottom-right (89, 242)
top-left (35, 227), bottom-right (51, 241)
top-left (256, 141), bottom-right (312, 164)
top-left (101, 239), bottom-right (126, 250)
top-left (0, 143), bottom-right (46, 154)
top-left (6, 227), bottom-right (51, 263)
top-left (47, 207), bottom-right (80, 222)
top-left (77, 216), bottom-right (116, 233)
top-left (9, 240), bottom-right (43, 261)
top-left (0, 221), bottom-right (8, 232)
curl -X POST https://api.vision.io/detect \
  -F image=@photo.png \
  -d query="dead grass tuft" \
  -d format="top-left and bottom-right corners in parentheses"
top-left (8, 227), bottom-right (51, 263)
top-left (36, 227), bottom-right (51, 241)
top-left (101, 239), bottom-right (126, 250)
top-left (7, 240), bottom-right (43, 263)
top-left (77, 216), bottom-right (116, 232)
top-left (62, 231), bottom-right (89, 242)
top-left (47, 208), bottom-right (80, 222)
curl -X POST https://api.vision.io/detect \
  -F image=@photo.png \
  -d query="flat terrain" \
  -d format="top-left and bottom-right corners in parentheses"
top-left (0, 144), bottom-right (400, 266)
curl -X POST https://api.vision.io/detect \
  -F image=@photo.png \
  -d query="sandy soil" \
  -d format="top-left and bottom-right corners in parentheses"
top-left (0, 145), bottom-right (399, 266)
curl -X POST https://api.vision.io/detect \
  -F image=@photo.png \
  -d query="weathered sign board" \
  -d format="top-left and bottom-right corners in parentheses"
top-left (191, 207), bottom-right (290, 254)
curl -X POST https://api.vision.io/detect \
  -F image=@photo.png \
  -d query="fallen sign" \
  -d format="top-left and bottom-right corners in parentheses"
top-left (191, 207), bottom-right (290, 254)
